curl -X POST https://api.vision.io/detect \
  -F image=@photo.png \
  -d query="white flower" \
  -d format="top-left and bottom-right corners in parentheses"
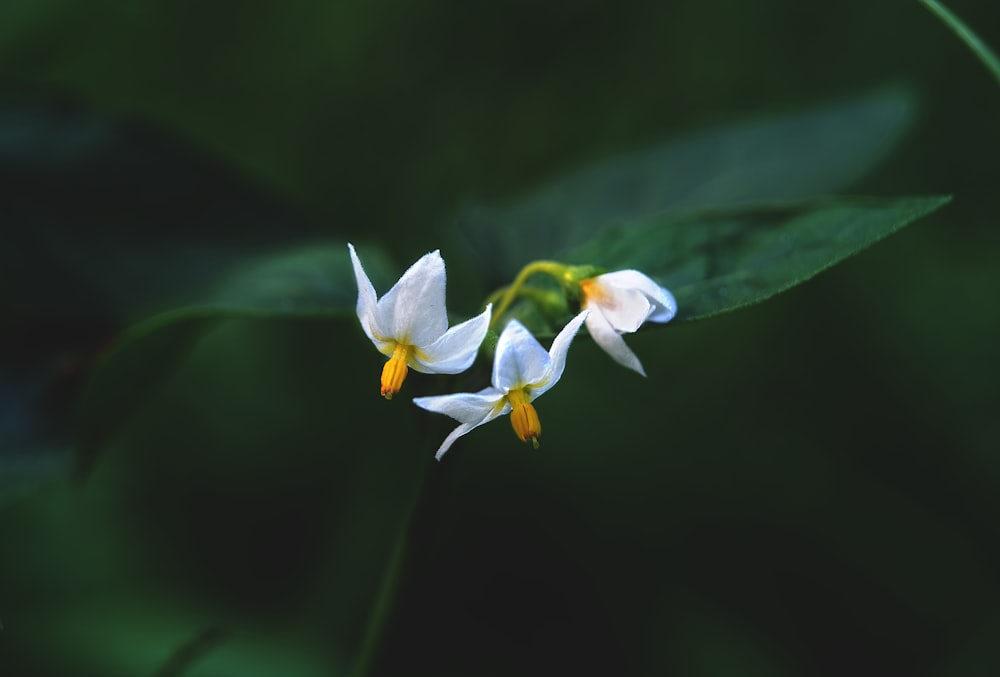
top-left (349, 243), bottom-right (492, 398)
top-left (413, 311), bottom-right (589, 460)
top-left (579, 270), bottom-right (677, 377)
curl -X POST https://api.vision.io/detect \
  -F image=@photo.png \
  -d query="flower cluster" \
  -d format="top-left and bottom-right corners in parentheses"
top-left (349, 244), bottom-right (677, 459)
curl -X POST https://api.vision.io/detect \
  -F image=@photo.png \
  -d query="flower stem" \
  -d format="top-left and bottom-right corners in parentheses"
top-left (484, 285), bottom-right (512, 309)
top-left (349, 456), bottom-right (431, 677)
top-left (489, 261), bottom-right (568, 330)
top-left (919, 0), bottom-right (1000, 87)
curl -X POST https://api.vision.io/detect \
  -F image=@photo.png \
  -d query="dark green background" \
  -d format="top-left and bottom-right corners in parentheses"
top-left (2, 0), bottom-right (999, 675)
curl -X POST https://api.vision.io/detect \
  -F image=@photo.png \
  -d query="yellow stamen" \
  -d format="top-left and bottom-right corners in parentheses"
top-left (507, 388), bottom-right (541, 447)
top-left (381, 344), bottom-right (413, 399)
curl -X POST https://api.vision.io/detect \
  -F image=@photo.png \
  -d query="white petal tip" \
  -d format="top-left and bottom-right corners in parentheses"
top-left (649, 287), bottom-right (678, 323)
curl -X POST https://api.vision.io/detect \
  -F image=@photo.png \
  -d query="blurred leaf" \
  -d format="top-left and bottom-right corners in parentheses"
top-left (74, 242), bottom-right (397, 478)
top-left (0, 98), bottom-right (328, 498)
top-left (567, 196), bottom-right (952, 323)
top-left (0, 320), bottom-right (111, 502)
top-left (454, 88), bottom-right (916, 283)
top-left (0, 98), bottom-right (319, 324)
top-left (669, 607), bottom-right (794, 677)
top-left (0, 366), bottom-right (72, 500)
top-left (3, 315), bottom-right (432, 676)
top-left (0, 483), bottom-right (338, 677)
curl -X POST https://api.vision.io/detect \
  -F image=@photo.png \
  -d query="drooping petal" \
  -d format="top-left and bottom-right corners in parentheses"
top-left (413, 387), bottom-right (510, 460)
top-left (348, 243), bottom-right (383, 345)
top-left (585, 307), bottom-right (646, 377)
top-left (492, 320), bottom-right (552, 392)
top-left (412, 304), bottom-right (492, 374)
top-left (432, 421), bottom-right (479, 460)
top-left (646, 285), bottom-right (677, 323)
top-left (586, 283), bottom-right (651, 333)
top-left (599, 270), bottom-right (677, 323)
top-left (530, 310), bottom-right (589, 397)
top-left (374, 250), bottom-right (449, 346)
top-left (413, 387), bottom-right (506, 423)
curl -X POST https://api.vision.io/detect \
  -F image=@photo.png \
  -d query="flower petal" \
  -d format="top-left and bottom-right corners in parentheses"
top-left (599, 270), bottom-right (676, 323)
top-left (374, 250), bottom-right (449, 346)
top-left (432, 422), bottom-right (479, 460)
top-left (413, 387), bottom-right (506, 424)
top-left (348, 243), bottom-right (386, 346)
top-left (413, 387), bottom-right (510, 460)
top-left (411, 304), bottom-right (492, 374)
top-left (587, 283), bottom-right (651, 333)
top-left (531, 310), bottom-right (589, 397)
top-left (646, 285), bottom-right (677, 323)
top-left (585, 307), bottom-right (646, 377)
top-left (492, 320), bottom-right (551, 392)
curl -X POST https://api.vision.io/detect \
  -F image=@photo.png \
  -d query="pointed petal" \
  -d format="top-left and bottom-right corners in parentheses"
top-left (585, 308), bottom-right (646, 377)
top-left (492, 320), bottom-right (551, 392)
top-left (433, 422), bottom-right (478, 460)
top-left (413, 388), bottom-right (510, 460)
top-left (375, 250), bottom-right (448, 346)
top-left (600, 270), bottom-right (676, 323)
top-left (412, 304), bottom-right (492, 374)
top-left (348, 243), bottom-right (384, 345)
top-left (531, 310), bottom-right (589, 397)
top-left (413, 387), bottom-right (506, 423)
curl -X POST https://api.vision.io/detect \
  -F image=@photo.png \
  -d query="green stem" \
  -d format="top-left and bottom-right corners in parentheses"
top-left (517, 286), bottom-right (562, 307)
top-left (350, 457), bottom-right (431, 677)
top-left (483, 284), bottom-right (512, 310)
top-left (919, 0), bottom-right (1000, 87)
top-left (489, 261), bottom-right (568, 330)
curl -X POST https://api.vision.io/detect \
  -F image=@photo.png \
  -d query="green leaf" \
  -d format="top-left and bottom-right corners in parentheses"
top-left (567, 196), bottom-right (953, 323)
top-left (454, 89), bottom-right (915, 283)
top-left (73, 242), bottom-right (397, 478)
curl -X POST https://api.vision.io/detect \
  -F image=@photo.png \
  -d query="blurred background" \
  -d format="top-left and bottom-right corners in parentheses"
top-left (1, 0), bottom-right (999, 675)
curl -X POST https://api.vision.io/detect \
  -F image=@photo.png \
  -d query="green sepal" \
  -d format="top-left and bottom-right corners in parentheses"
top-left (560, 264), bottom-right (606, 302)
top-left (479, 329), bottom-right (500, 358)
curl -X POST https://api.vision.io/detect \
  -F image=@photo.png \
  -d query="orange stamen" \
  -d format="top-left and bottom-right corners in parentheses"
top-left (507, 388), bottom-right (541, 447)
top-left (381, 344), bottom-right (413, 399)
